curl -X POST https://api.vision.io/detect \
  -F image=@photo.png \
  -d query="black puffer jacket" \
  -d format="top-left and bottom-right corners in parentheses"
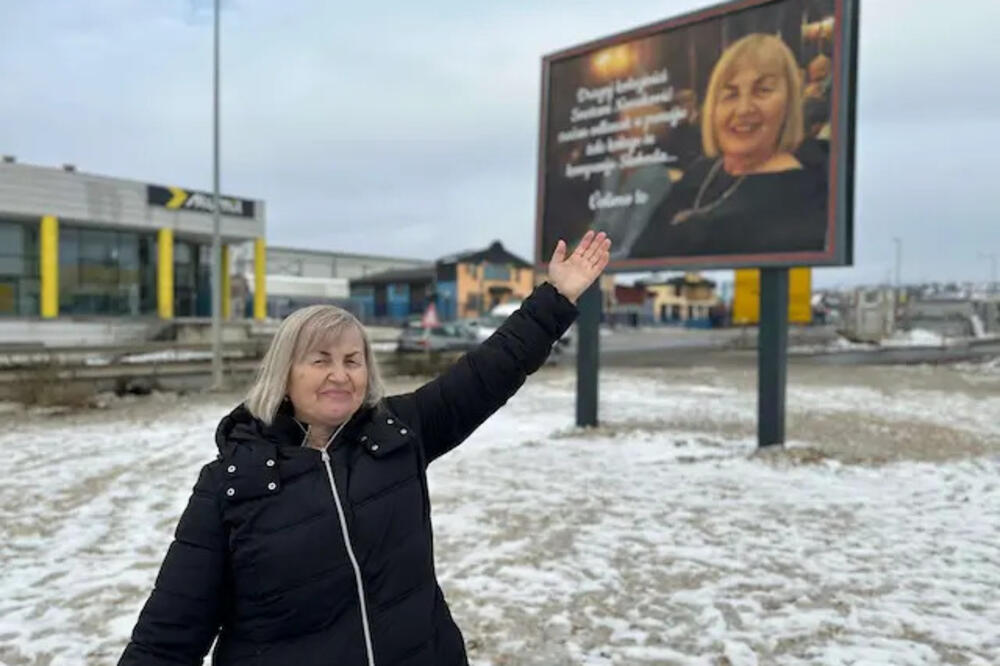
top-left (119, 282), bottom-right (577, 666)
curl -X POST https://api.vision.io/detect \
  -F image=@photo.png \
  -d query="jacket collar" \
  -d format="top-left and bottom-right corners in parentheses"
top-left (215, 400), bottom-right (388, 458)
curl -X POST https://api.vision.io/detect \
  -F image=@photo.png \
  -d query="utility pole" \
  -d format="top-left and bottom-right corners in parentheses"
top-left (980, 252), bottom-right (998, 293)
top-left (892, 237), bottom-right (904, 331)
top-left (892, 237), bottom-right (902, 290)
top-left (211, 0), bottom-right (224, 390)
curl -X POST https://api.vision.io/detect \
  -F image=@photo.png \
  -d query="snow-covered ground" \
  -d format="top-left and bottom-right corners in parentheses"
top-left (882, 329), bottom-right (947, 348)
top-left (0, 362), bottom-right (998, 665)
top-left (790, 329), bottom-right (951, 355)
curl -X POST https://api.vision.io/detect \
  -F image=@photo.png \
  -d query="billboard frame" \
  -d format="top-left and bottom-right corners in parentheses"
top-left (534, 0), bottom-right (859, 273)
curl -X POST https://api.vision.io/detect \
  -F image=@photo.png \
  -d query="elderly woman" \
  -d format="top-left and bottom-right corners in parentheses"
top-left (118, 232), bottom-right (611, 666)
top-left (631, 33), bottom-right (828, 259)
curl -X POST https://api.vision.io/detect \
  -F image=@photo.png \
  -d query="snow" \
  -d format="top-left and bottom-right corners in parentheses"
top-left (121, 349), bottom-right (216, 364)
top-left (81, 349), bottom-right (222, 366)
top-left (883, 329), bottom-right (946, 348)
top-left (0, 367), bottom-right (998, 665)
top-left (789, 336), bottom-right (877, 355)
top-left (792, 330), bottom-right (953, 355)
top-left (970, 314), bottom-right (986, 339)
top-left (956, 357), bottom-right (1000, 376)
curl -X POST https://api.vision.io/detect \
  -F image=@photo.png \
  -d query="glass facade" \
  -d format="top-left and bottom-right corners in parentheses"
top-left (0, 213), bottom-right (230, 319)
top-left (0, 219), bottom-right (40, 316)
top-left (59, 225), bottom-right (157, 316)
top-left (174, 240), bottom-right (212, 317)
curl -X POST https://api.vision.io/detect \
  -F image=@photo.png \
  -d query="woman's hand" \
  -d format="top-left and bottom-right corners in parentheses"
top-left (547, 231), bottom-right (612, 304)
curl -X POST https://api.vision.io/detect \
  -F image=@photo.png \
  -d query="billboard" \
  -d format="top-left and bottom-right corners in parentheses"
top-left (732, 267), bottom-right (812, 324)
top-left (536, 0), bottom-right (858, 271)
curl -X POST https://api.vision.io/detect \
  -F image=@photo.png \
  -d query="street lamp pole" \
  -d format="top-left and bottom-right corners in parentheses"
top-left (980, 252), bottom-right (998, 293)
top-left (892, 237), bottom-right (902, 290)
top-left (210, 0), bottom-right (223, 389)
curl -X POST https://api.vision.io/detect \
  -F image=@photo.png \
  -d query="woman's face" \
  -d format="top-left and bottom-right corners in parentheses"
top-left (287, 326), bottom-right (368, 429)
top-left (713, 61), bottom-right (789, 165)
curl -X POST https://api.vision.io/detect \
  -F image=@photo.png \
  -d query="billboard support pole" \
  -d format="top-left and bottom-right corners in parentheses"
top-left (575, 281), bottom-right (601, 428)
top-left (758, 267), bottom-right (788, 446)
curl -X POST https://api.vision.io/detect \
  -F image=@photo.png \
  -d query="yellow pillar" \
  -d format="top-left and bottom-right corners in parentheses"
top-left (157, 228), bottom-right (174, 319)
top-left (733, 268), bottom-right (813, 324)
top-left (221, 244), bottom-right (231, 319)
top-left (40, 216), bottom-right (59, 318)
top-left (253, 237), bottom-right (267, 320)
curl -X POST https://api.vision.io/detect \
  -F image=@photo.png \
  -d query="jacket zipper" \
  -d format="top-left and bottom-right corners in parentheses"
top-left (300, 420), bottom-right (377, 666)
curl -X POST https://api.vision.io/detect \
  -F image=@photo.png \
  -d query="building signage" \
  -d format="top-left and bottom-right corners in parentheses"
top-left (147, 184), bottom-right (255, 218)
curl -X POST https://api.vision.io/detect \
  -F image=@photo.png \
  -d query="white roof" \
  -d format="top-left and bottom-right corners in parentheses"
top-left (244, 273), bottom-right (349, 299)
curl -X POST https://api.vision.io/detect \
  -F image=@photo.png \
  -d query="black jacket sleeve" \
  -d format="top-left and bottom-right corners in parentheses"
top-left (399, 281), bottom-right (578, 465)
top-left (118, 463), bottom-right (228, 665)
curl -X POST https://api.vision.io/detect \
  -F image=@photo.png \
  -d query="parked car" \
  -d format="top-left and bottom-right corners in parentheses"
top-left (459, 301), bottom-right (573, 349)
top-left (397, 321), bottom-right (478, 353)
top-left (460, 315), bottom-right (509, 343)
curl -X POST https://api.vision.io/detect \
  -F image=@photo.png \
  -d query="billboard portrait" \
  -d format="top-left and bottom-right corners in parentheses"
top-left (536, 0), bottom-right (858, 270)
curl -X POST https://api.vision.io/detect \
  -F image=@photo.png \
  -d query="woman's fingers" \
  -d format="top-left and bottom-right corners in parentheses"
top-left (583, 232), bottom-right (607, 263)
top-left (595, 239), bottom-right (612, 269)
top-left (559, 231), bottom-right (610, 273)
top-left (550, 239), bottom-right (567, 264)
top-left (573, 230), bottom-right (596, 259)
top-left (590, 238), bottom-right (611, 266)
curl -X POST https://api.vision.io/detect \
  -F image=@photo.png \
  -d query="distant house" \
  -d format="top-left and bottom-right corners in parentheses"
top-left (435, 241), bottom-right (534, 320)
top-left (640, 273), bottom-right (719, 324)
top-left (607, 284), bottom-right (655, 327)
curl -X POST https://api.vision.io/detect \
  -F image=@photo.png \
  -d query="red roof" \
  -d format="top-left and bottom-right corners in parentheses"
top-left (615, 285), bottom-right (651, 305)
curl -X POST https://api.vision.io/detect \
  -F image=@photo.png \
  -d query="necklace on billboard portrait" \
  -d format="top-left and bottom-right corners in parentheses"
top-left (671, 158), bottom-right (745, 226)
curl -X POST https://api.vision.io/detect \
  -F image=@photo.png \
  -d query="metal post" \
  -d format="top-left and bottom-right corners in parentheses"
top-left (892, 237), bottom-right (902, 290)
top-left (758, 268), bottom-right (788, 447)
top-left (575, 281), bottom-right (601, 428)
top-left (980, 252), bottom-right (997, 292)
top-left (211, 0), bottom-right (223, 389)
top-left (892, 237), bottom-right (903, 328)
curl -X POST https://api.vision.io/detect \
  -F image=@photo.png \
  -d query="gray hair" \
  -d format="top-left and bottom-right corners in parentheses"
top-left (245, 305), bottom-right (385, 424)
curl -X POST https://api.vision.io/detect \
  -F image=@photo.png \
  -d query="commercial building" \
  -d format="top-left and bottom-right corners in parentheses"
top-left (0, 158), bottom-right (267, 322)
top-left (265, 246), bottom-right (428, 281)
top-left (349, 266), bottom-right (436, 324)
top-left (234, 245), bottom-right (430, 320)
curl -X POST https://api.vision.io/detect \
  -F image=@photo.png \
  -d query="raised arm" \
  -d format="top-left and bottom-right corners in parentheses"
top-left (118, 463), bottom-right (228, 666)
top-left (398, 231), bottom-right (610, 464)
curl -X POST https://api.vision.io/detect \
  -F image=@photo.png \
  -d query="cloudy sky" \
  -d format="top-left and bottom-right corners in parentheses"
top-left (2, 0), bottom-right (998, 287)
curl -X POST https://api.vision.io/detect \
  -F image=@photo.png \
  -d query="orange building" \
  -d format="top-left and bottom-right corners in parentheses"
top-left (434, 241), bottom-right (534, 320)
top-left (641, 273), bottom-right (720, 323)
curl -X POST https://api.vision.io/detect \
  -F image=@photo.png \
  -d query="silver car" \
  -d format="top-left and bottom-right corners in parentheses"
top-left (397, 322), bottom-right (478, 353)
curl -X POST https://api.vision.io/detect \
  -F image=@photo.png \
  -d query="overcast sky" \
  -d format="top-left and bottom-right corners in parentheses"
top-left (2, 0), bottom-right (998, 287)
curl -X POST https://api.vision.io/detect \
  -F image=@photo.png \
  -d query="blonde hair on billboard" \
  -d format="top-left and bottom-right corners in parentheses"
top-left (245, 305), bottom-right (385, 424)
top-left (701, 33), bottom-right (805, 158)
